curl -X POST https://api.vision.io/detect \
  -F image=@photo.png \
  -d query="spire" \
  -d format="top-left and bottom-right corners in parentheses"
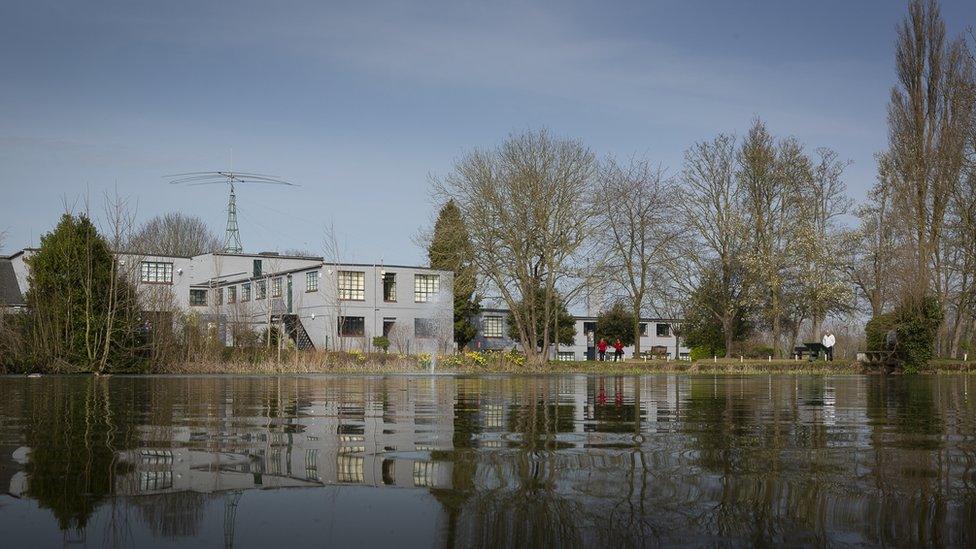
top-left (224, 183), bottom-right (243, 253)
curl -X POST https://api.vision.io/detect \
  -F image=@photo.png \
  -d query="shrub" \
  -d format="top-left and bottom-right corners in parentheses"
top-left (689, 346), bottom-right (722, 361)
top-left (372, 336), bottom-right (390, 352)
top-left (864, 296), bottom-right (941, 374)
top-left (865, 312), bottom-right (896, 352)
top-left (894, 295), bottom-right (942, 374)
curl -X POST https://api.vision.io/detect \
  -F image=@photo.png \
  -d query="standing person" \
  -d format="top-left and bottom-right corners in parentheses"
top-left (598, 338), bottom-right (608, 362)
top-left (822, 331), bottom-right (836, 361)
top-left (613, 338), bottom-right (624, 362)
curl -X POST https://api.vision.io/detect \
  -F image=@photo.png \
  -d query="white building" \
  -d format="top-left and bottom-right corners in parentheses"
top-left (4, 248), bottom-right (454, 354)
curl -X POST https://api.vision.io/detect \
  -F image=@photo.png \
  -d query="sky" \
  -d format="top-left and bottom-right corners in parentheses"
top-left (2, 0), bottom-right (975, 264)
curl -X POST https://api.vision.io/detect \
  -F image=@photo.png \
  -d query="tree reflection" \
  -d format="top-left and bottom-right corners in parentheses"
top-left (19, 377), bottom-right (137, 532)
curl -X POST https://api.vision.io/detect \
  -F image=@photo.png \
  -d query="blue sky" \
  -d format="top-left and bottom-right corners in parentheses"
top-left (2, 1), bottom-right (974, 263)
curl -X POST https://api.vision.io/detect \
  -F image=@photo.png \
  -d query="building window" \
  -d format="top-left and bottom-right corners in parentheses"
top-left (189, 289), bottom-right (207, 306)
top-left (256, 280), bottom-right (267, 300)
top-left (639, 323), bottom-right (648, 337)
top-left (383, 318), bottom-right (396, 338)
top-left (253, 259), bottom-right (262, 277)
top-left (414, 274), bottom-right (439, 303)
top-left (383, 272), bottom-right (397, 302)
top-left (415, 318), bottom-right (437, 339)
top-left (214, 288), bottom-right (223, 305)
top-left (338, 316), bottom-right (365, 337)
top-left (272, 277), bottom-right (282, 297)
top-left (483, 316), bottom-right (504, 338)
top-left (338, 271), bottom-right (365, 301)
top-left (140, 261), bottom-right (173, 284)
top-left (242, 283), bottom-right (251, 302)
top-left (656, 323), bottom-right (671, 337)
top-left (227, 286), bottom-right (237, 304)
top-left (306, 271), bottom-right (318, 292)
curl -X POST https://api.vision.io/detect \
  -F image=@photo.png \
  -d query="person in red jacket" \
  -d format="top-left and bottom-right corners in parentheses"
top-left (613, 338), bottom-right (624, 362)
top-left (597, 338), bottom-right (608, 361)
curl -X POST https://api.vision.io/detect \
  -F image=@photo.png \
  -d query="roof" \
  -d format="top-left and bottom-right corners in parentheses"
top-left (0, 259), bottom-right (25, 306)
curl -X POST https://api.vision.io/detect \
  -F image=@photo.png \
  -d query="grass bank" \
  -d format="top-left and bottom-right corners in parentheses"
top-left (156, 353), bottom-right (865, 375)
top-left (12, 348), bottom-right (976, 375)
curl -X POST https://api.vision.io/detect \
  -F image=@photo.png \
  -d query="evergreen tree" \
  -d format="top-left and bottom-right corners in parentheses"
top-left (428, 200), bottom-right (481, 349)
top-left (506, 287), bottom-right (576, 348)
top-left (25, 214), bottom-right (141, 372)
top-left (682, 267), bottom-right (752, 357)
top-left (595, 302), bottom-right (636, 347)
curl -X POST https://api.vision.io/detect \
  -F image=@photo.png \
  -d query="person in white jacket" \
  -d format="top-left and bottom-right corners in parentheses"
top-left (822, 331), bottom-right (836, 361)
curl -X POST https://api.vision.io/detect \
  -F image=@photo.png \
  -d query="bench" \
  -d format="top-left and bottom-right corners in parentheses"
top-left (857, 350), bottom-right (900, 373)
top-left (801, 342), bottom-right (828, 361)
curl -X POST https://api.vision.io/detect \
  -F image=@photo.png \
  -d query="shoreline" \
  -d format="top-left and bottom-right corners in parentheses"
top-left (9, 359), bottom-right (976, 376)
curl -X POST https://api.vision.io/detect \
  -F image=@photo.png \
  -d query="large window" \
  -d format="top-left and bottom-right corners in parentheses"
top-left (483, 316), bottom-right (504, 338)
top-left (415, 318), bottom-right (437, 339)
top-left (227, 286), bottom-right (237, 304)
top-left (383, 272), bottom-right (397, 302)
top-left (414, 274), bottom-right (439, 303)
top-left (306, 271), bottom-right (318, 292)
top-left (189, 289), bottom-right (207, 307)
top-left (272, 277), bottom-right (282, 298)
top-left (338, 316), bottom-right (365, 337)
top-left (338, 271), bottom-right (365, 301)
top-left (656, 323), bottom-right (671, 337)
top-left (140, 261), bottom-right (173, 284)
top-left (639, 323), bottom-right (648, 336)
top-left (256, 280), bottom-right (267, 300)
top-left (242, 283), bottom-right (251, 302)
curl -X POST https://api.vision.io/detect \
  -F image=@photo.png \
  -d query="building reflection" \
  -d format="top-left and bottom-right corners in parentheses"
top-left (1, 374), bottom-right (975, 547)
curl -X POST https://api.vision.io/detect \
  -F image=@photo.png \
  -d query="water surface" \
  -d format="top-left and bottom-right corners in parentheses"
top-left (1, 374), bottom-right (975, 547)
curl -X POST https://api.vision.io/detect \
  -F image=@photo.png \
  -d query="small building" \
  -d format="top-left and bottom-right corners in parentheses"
top-left (470, 304), bottom-right (689, 361)
top-left (0, 255), bottom-right (26, 313)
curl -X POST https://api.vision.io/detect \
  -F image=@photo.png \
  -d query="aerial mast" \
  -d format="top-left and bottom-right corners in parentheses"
top-left (224, 181), bottom-right (242, 253)
top-left (166, 171), bottom-right (298, 254)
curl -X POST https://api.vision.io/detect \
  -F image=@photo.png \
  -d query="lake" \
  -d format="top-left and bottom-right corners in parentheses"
top-left (1, 374), bottom-right (974, 547)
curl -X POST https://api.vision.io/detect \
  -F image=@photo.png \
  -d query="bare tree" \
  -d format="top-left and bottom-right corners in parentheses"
top-left (434, 129), bottom-right (597, 364)
top-left (791, 147), bottom-right (855, 340)
top-left (738, 120), bottom-right (807, 356)
top-left (592, 156), bottom-right (682, 356)
top-left (886, 0), bottom-right (974, 300)
top-left (128, 212), bottom-right (221, 257)
top-left (851, 154), bottom-right (900, 318)
top-left (677, 134), bottom-right (750, 357)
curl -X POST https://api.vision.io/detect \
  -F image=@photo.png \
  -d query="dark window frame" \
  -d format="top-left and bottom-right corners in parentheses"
top-left (483, 316), bottom-right (504, 338)
top-left (338, 316), bottom-right (366, 337)
top-left (189, 289), bottom-right (207, 307)
top-left (383, 272), bottom-right (397, 302)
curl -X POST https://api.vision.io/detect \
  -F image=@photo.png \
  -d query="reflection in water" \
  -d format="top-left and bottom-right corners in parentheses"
top-left (1, 374), bottom-right (975, 547)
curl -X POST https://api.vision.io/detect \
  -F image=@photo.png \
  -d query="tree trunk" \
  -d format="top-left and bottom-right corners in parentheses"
top-left (632, 304), bottom-right (642, 357)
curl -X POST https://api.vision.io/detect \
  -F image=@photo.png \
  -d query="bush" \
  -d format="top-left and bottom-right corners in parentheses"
top-left (894, 295), bottom-right (942, 374)
top-left (731, 341), bottom-right (775, 359)
top-left (864, 296), bottom-right (941, 374)
top-left (372, 336), bottom-right (390, 352)
top-left (690, 345), bottom-right (723, 361)
top-left (865, 312), bottom-right (896, 352)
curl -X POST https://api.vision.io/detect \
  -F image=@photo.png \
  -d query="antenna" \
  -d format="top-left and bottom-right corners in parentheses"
top-left (166, 171), bottom-right (299, 254)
